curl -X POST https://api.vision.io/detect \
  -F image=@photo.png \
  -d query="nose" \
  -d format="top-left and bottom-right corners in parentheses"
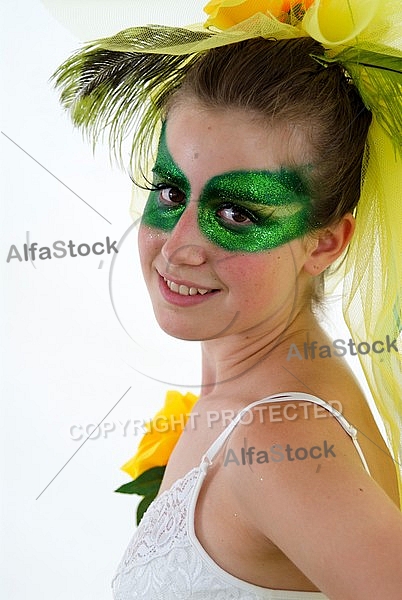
top-left (161, 201), bottom-right (208, 267)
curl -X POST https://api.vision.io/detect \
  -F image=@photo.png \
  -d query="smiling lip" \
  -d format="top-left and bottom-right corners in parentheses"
top-left (157, 272), bottom-right (219, 306)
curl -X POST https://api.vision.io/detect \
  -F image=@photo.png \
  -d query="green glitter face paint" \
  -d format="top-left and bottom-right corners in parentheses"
top-left (142, 123), bottom-right (313, 252)
top-left (141, 122), bottom-right (190, 232)
top-left (198, 170), bottom-right (312, 252)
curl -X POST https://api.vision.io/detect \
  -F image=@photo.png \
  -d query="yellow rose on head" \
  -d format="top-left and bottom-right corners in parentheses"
top-left (302, 0), bottom-right (381, 46)
top-left (121, 390), bottom-right (198, 480)
top-left (203, 0), bottom-right (315, 29)
top-left (203, 0), bottom-right (381, 44)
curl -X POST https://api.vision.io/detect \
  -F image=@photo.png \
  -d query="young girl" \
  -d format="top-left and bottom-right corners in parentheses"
top-left (54, 1), bottom-right (402, 597)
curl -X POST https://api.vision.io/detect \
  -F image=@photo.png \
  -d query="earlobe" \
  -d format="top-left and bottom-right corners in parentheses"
top-left (304, 213), bottom-right (355, 275)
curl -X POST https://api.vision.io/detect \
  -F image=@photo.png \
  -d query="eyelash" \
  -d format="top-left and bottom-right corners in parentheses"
top-left (128, 171), bottom-right (273, 225)
top-left (129, 170), bottom-right (185, 200)
top-left (129, 170), bottom-right (166, 193)
top-left (217, 203), bottom-right (258, 226)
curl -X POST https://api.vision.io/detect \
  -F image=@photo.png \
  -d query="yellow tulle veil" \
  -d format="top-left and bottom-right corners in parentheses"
top-left (53, 0), bottom-right (402, 504)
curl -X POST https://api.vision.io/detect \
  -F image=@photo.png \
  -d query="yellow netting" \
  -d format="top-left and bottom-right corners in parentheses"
top-left (327, 118), bottom-right (402, 503)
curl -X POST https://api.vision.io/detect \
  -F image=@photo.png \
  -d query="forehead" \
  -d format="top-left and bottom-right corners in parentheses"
top-left (164, 104), bottom-right (310, 185)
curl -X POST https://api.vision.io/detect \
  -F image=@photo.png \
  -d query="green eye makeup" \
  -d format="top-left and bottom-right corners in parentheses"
top-left (198, 170), bottom-right (312, 252)
top-left (141, 122), bottom-right (190, 232)
top-left (141, 123), bottom-right (313, 252)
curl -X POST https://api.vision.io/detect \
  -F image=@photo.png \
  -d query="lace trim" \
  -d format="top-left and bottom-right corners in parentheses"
top-left (115, 466), bottom-right (201, 574)
top-left (112, 464), bottom-right (328, 599)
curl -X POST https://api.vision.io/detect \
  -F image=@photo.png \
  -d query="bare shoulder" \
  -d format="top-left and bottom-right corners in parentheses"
top-left (266, 344), bottom-right (400, 505)
top-left (221, 399), bottom-right (402, 599)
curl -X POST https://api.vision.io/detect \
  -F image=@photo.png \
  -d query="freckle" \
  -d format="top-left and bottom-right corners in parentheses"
top-left (359, 488), bottom-right (363, 492)
top-left (193, 152), bottom-right (199, 159)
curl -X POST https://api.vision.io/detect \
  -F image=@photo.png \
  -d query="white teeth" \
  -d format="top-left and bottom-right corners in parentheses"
top-left (164, 277), bottom-right (212, 296)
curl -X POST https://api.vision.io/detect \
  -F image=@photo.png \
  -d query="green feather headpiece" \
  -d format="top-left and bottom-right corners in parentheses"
top-left (52, 9), bottom-right (402, 171)
top-left (52, 28), bottom-right (213, 170)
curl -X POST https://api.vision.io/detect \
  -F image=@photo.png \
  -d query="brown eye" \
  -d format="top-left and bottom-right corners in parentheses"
top-left (217, 204), bottom-right (254, 225)
top-left (159, 186), bottom-right (185, 206)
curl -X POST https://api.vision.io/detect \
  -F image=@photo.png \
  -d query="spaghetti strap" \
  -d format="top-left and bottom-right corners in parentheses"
top-left (202, 392), bottom-right (371, 475)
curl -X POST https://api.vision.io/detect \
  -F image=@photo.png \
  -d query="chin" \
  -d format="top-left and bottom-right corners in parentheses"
top-left (154, 307), bottom-right (241, 342)
top-left (156, 319), bottom-right (205, 341)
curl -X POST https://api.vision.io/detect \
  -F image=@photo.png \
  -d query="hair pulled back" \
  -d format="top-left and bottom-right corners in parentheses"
top-left (167, 37), bottom-right (372, 231)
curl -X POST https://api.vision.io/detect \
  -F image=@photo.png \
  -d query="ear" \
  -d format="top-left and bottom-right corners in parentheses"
top-left (303, 213), bottom-right (355, 275)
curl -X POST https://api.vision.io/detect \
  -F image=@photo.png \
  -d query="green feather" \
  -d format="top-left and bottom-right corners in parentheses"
top-left (51, 28), bottom-right (207, 169)
top-left (96, 25), bottom-right (213, 53)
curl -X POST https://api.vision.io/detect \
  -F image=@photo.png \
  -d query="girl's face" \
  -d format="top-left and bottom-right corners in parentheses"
top-left (138, 104), bottom-right (315, 341)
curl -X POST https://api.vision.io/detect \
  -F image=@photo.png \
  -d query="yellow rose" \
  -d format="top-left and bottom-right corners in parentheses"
top-left (204, 0), bottom-right (381, 46)
top-left (121, 390), bottom-right (198, 480)
top-left (302, 0), bottom-right (381, 46)
top-left (203, 0), bottom-right (314, 29)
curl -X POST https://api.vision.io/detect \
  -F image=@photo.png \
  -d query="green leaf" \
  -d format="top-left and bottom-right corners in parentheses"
top-left (136, 494), bottom-right (157, 525)
top-left (114, 465), bottom-right (166, 496)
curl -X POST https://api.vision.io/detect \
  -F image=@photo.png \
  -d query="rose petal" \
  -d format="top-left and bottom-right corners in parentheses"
top-left (204, 0), bottom-right (284, 29)
top-left (120, 390), bottom-right (198, 479)
top-left (302, 0), bottom-right (381, 46)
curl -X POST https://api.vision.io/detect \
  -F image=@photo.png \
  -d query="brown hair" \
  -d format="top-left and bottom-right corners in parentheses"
top-left (167, 37), bottom-right (372, 229)
top-left (164, 37), bottom-right (372, 303)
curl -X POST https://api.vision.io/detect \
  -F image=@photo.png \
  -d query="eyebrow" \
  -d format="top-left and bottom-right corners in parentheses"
top-left (203, 170), bottom-right (311, 208)
top-left (154, 122), bottom-right (311, 218)
top-left (151, 121), bottom-right (191, 193)
top-left (151, 162), bottom-right (190, 192)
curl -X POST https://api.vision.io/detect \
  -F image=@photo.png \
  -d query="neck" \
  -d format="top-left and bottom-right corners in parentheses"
top-left (199, 306), bottom-right (319, 398)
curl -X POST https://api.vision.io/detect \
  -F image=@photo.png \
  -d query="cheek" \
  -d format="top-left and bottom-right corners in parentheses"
top-left (217, 249), bottom-right (299, 307)
top-left (138, 225), bottom-right (165, 269)
top-left (217, 252), bottom-right (273, 290)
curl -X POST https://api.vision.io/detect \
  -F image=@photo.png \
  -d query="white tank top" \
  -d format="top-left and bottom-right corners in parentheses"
top-left (112, 392), bottom-right (370, 599)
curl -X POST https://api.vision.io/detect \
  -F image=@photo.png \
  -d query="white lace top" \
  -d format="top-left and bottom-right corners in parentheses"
top-left (112, 392), bottom-right (370, 599)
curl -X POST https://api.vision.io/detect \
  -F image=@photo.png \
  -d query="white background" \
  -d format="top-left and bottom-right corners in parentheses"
top-left (1, 2), bottom-right (374, 599)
